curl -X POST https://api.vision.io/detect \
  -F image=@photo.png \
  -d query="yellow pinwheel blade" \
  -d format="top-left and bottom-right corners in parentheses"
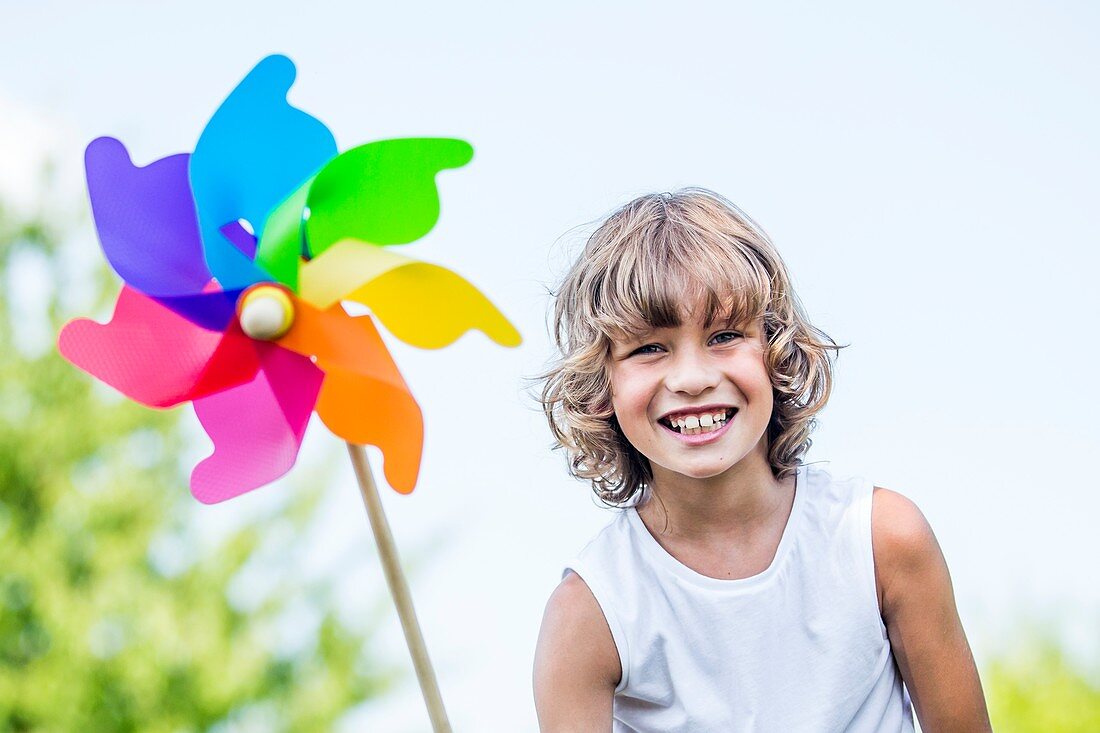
top-left (298, 240), bottom-right (409, 309)
top-left (298, 239), bottom-right (521, 350)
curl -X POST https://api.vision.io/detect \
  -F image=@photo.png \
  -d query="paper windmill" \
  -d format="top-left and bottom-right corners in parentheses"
top-left (58, 54), bottom-right (520, 504)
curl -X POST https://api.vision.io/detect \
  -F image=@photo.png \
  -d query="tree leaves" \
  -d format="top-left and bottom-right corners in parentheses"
top-left (0, 204), bottom-right (396, 732)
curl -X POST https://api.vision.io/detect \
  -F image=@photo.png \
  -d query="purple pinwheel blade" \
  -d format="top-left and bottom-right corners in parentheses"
top-left (85, 137), bottom-right (249, 331)
top-left (219, 221), bottom-right (258, 260)
top-left (152, 287), bottom-right (245, 332)
top-left (85, 137), bottom-right (212, 297)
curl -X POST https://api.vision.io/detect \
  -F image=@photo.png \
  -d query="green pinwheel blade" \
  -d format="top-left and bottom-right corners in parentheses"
top-left (304, 138), bottom-right (474, 257)
top-left (255, 179), bottom-right (313, 291)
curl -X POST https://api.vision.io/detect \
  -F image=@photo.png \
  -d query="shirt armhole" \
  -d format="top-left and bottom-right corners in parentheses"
top-left (562, 562), bottom-right (630, 694)
top-left (859, 480), bottom-right (890, 641)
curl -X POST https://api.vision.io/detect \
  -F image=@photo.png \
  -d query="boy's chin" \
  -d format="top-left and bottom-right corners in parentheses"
top-left (651, 446), bottom-right (769, 483)
top-left (654, 459), bottom-right (742, 482)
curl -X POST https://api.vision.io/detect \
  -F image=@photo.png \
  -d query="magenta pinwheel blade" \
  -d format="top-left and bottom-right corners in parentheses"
top-left (190, 345), bottom-right (323, 504)
top-left (58, 286), bottom-right (261, 408)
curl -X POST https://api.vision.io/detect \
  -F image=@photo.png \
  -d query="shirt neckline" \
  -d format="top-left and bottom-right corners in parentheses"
top-left (626, 464), bottom-right (808, 593)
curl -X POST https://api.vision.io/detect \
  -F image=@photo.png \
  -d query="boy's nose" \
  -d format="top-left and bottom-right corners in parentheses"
top-left (663, 350), bottom-right (721, 396)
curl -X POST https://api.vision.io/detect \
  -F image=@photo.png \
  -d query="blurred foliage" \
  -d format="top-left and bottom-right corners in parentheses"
top-left (0, 203), bottom-right (397, 730)
top-left (984, 625), bottom-right (1100, 733)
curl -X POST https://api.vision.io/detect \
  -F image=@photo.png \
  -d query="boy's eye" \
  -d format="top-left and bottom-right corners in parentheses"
top-left (631, 344), bottom-right (663, 356)
top-left (710, 331), bottom-right (743, 345)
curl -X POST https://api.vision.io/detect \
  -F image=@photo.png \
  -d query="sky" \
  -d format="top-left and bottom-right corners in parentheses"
top-left (2, 1), bottom-right (1099, 730)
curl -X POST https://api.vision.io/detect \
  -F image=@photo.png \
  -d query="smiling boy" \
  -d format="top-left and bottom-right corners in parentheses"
top-left (534, 189), bottom-right (991, 732)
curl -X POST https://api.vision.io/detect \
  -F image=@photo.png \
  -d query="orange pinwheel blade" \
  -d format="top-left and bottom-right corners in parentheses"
top-left (315, 366), bottom-right (422, 494)
top-left (276, 296), bottom-right (423, 493)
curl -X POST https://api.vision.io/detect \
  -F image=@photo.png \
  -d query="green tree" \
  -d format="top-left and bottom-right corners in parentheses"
top-left (984, 624), bottom-right (1100, 733)
top-left (0, 199), bottom-right (397, 731)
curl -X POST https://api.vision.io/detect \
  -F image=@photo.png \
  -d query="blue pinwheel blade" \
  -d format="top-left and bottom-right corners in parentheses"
top-left (190, 54), bottom-right (338, 291)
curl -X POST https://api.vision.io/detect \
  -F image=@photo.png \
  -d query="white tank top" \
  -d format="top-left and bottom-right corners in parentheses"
top-left (563, 464), bottom-right (915, 732)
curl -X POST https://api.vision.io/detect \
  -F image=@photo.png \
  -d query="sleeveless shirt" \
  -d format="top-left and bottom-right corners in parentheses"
top-left (562, 464), bottom-right (915, 732)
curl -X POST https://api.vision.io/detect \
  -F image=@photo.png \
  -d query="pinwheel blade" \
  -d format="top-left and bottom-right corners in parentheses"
top-left (299, 241), bottom-right (521, 349)
top-left (85, 139), bottom-right (211, 297)
top-left (190, 345), bottom-right (323, 504)
top-left (318, 367), bottom-right (422, 494)
top-left (274, 297), bottom-right (423, 493)
top-left (191, 54), bottom-right (337, 291)
top-left (254, 180), bottom-right (311, 291)
top-left (58, 286), bottom-right (260, 408)
top-left (344, 261), bottom-right (521, 350)
top-left (297, 239), bottom-right (409, 308)
top-left (151, 287), bottom-right (246, 332)
top-left (301, 138), bottom-right (473, 258)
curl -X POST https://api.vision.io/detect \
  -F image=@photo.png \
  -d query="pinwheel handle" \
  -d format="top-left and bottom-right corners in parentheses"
top-left (346, 442), bottom-right (453, 733)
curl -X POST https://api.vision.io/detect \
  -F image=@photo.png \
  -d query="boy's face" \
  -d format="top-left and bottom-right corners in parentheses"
top-left (607, 312), bottom-right (773, 484)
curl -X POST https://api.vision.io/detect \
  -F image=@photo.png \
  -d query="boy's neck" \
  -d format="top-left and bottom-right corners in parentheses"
top-left (639, 445), bottom-right (793, 545)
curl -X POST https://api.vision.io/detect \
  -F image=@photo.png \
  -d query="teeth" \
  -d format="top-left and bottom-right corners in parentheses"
top-left (665, 409), bottom-right (733, 435)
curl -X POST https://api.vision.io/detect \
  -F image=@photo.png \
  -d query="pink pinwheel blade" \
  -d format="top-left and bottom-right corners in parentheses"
top-left (190, 345), bottom-right (323, 504)
top-left (58, 286), bottom-right (260, 408)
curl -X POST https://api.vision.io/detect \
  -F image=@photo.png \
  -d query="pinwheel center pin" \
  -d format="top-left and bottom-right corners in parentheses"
top-left (237, 284), bottom-right (295, 340)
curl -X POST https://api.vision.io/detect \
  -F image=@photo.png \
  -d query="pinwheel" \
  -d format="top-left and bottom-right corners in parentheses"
top-left (57, 55), bottom-right (519, 732)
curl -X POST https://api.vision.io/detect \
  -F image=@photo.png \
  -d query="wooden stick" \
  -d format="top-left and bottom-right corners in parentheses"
top-left (346, 442), bottom-right (452, 733)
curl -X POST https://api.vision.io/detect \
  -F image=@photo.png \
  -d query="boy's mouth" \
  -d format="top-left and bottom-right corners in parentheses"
top-left (658, 408), bottom-right (737, 436)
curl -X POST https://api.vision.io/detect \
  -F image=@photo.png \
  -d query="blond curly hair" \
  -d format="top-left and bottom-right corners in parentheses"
top-left (539, 188), bottom-right (840, 508)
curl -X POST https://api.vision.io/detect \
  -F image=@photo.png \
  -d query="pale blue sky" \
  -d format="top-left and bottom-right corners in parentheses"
top-left (3, 2), bottom-right (1098, 730)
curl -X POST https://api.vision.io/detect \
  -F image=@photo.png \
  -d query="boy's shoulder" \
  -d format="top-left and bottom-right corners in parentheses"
top-left (870, 486), bottom-right (936, 561)
top-left (535, 569), bottom-right (623, 704)
top-left (870, 486), bottom-right (938, 613)
top-left (545, 570), bottom-right (609, 637)
top-left (871, 484), bottom-right (931, 524)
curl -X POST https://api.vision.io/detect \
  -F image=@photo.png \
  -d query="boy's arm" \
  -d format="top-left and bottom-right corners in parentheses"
top-left (872, 487), bottom-right (993, 733)
top-left (533, 571), bottom-right (620, 733)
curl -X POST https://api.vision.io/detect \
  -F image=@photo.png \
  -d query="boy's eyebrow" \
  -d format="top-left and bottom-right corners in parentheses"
top-left (618, 325), bottom-right (662, 342)
top-left (609, 332), bottom-right (647, 349)
top-left (607, 337), bottom-right (644, 360)
top-left (607, 327), bottom-right (657, 352)
top-left (707, 310), bottom-right (755, 329)
top-left (712, 316), bottom-right (746, 329)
